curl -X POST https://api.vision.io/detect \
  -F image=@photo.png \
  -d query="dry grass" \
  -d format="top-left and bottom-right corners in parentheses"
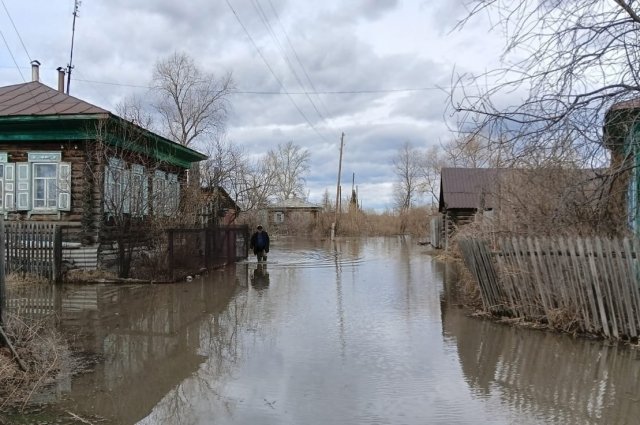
top-left (65, 268), bottom-right (118, 283)
top-left (5, 273), bottom-right (49, 288)
top-left (0, 314), bottom-right (71, 410)
top-left (311, 207), bottom-right (432, 238)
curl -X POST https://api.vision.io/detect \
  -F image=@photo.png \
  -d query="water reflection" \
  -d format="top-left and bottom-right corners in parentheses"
top-left (250, 264), bottom-right (270, 290)
top-left (442, 273), bottom-right (640, 424)
top-left (6, 238), bottom-right (640, 425)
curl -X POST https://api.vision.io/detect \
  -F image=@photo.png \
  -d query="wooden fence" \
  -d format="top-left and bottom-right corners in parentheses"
top-left (459, 237), bottom-right (640, 339)
top-left (167, 225), bottom-right (249, 281)
top-left (2, 222), bottom-right (62, 283)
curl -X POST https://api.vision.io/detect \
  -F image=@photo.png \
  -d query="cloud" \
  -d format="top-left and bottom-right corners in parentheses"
top-left (0, 0), bottom-right (508, 211)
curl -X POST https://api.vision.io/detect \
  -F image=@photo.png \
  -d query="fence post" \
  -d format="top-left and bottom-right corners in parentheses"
top-left (0, 221), bottom-right (5, 325)
top-left (204, 228), bottom-right (211, 270)
top-left (53, 226), bottom-right (63, 284)
top-left (168, 229), bottom-right (174, 282)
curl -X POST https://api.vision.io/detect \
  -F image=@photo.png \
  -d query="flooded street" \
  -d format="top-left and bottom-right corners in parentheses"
top-left (12, 237), bottom-right (640, 424)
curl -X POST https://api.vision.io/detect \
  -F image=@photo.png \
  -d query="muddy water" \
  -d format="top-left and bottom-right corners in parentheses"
top-left (10, 237), bottom-right (640, 424)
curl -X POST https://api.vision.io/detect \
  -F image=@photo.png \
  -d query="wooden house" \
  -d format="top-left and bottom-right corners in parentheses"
top-left (265, 198), bottom-right (322, 234)
top-left (0, 62), bottom-right (206, 267)
top-left (199, 186), bottom-right (240, 226)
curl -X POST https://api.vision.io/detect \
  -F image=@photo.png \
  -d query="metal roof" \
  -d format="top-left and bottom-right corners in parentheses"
top-left (0, 81), bottom-right (208, 168)
top-left (269, 198), bottom-right (322, 209)
top-left (0, 81), bottom-right (109, 116)
top-left (439, 168), bottom-right (499, 211)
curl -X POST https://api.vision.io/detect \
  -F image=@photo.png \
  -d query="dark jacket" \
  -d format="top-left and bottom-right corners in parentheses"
top-left (249, 230), bottom-right (270, 255)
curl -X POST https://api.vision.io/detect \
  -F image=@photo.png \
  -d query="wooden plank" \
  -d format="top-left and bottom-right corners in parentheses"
top-left (562, 238), bottom-right (591, 332)
top-left (495, 239), bottom-right (518, 316)
top-left (626, 238), bottom-right (640, 333)
top-left (612, 237), bottom-right (636, 338)
top-left (595, 237), bottom-right (619, 338)
top-left (583, 238), bottom-right (610, 337)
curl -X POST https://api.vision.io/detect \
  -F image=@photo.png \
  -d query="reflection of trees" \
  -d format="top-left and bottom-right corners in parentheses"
top-left (37, 265), bottom-right (249, 424)
top-left (443, 308), bottom-right (640, 424)
top-left (134, 267), bottom-right (252, 425)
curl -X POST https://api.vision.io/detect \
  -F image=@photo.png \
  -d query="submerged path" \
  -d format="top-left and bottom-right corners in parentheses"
top-left (10, 237), bottom-right (640, 424)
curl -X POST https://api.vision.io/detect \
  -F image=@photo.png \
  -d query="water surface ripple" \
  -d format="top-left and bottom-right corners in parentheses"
top-left (8, 237), bottom-right (640, 424)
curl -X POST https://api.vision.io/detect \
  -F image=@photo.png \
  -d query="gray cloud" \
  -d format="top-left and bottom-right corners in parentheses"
top-left (0, 0), bottom-right (506, 210)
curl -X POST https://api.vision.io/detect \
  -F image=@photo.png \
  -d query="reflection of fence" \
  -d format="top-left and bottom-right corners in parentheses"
top-left (5, 284), bottom-right (56, 321)
top-left (2, 222), bottom-right (62, 282)
top-left (167, 225), bottom-right (249, 280)
top-left (459, 237), bottom-right (640, 339)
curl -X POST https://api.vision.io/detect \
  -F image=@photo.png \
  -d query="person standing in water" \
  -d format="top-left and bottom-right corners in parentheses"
top-left (249, 225), bottom-right (270, 262)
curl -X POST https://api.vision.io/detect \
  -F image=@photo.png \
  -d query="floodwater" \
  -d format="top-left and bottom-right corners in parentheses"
top-left (8, 237), bottom-right (640, 424)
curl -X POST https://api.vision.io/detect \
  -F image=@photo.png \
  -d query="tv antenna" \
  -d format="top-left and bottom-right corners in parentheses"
top-left (66, 0), bottom-right (81, 94)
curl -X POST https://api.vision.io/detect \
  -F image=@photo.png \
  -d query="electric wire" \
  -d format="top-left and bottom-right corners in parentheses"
top-left (265, 0), bottom-right (336, 133)
top-left (1, 0), bottom-right (30, 61)
top-left (0, 27), bottom-right (24, 81)
top-left (251, 0), bottom-right (335, 139)
top-left (73, 77), bottom-right (447, 94)
top-left (225, 0), bottom-right (329, 143)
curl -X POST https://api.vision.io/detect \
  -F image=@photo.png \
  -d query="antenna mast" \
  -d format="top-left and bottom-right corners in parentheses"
top-left (66, 0), bottom-right (81, 94)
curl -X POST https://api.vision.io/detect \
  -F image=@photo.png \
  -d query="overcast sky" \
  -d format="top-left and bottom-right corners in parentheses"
top-left (0, 0), bottom-right (505, 211)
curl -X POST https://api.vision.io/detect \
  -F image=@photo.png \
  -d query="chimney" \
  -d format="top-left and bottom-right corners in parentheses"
top-left (56, 67), bottom-right (66, 93)
top-left (31, 60), bottom-right (41, 82)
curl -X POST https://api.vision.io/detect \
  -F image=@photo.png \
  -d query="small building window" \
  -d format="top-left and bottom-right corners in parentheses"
top-left (274, 211), bottom-right (284, 223)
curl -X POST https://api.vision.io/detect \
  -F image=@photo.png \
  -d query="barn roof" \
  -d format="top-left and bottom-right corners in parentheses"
top-left (439, 168), bottom-right (499, 212)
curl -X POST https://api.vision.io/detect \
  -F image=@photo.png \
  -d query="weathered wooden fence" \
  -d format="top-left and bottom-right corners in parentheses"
top-left (459, 237), bottom-right (640, 339)
top-left (2, 222), bottom-right (62, 283)
top-left (167, 225), bottom-right (249, 281)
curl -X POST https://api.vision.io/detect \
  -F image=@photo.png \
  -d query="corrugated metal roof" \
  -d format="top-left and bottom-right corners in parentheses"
top-left (609, 97), bottom-right (640, 112)
top-left (440, 167), bottom-right (499, 210)
top-left (0, 81), bottom-right (109, 116)
top-left (269, 198), bottom-right (322, 209)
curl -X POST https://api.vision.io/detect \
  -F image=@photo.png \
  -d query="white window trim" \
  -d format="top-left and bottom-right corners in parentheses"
top-left (31, 162), bottom-right (59, 212)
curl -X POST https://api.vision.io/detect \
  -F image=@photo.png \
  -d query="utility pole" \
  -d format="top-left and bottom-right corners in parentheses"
top-left (66, 0), bottom-right (81, 94)
top-left (332, 132), bottom-right (345, 239)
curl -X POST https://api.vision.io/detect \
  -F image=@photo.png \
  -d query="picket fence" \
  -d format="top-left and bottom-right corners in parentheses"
top-left (459, 237), bottom-right (640, 339)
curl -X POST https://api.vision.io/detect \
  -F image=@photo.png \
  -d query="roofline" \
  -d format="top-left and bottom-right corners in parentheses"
top-left (0, 113), bottom-right (207, 166)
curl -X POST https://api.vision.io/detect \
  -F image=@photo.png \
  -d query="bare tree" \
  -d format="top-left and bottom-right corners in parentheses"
top-left (451, 1), bottom-right (640, 167)
top-left (153, 52), bottom-right (234, 147)
top-left (267, 141), bottom-right (311, 201)
top-left (393, 142), bottom-right (421, 212)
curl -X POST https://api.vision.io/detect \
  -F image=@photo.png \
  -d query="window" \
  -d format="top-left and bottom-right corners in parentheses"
top-left (33, 163), bottom-right (57, 209)
top-left (274, 211), bottom-right (284, 223)
top-left (131, 164), bottom-right (148, 217)
top-left (0, 152), bottom-right (72, 213)
top-left (104, 158), bottom-right (126, 214)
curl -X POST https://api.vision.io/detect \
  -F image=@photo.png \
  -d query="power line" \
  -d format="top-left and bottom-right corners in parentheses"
top-left (225, 0), bottom-right (329, 143)
top-left (0, 0), bottom-right (30, 61)
top-left (73, 77), bottom-right (447, 94)
top-left (0, 28), bottom-right (24, 81)
top-left (265, 0), bottom-right (336, 132)
top-left (251, 0), bottom-right (334, 138)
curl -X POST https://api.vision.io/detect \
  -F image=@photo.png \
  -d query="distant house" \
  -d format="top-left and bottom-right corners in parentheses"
top-left (0, 61), bottom-right (207, 267)
top-left (199, 186), bottom-right (240, 226)
top-left (439, 167), bottom-right (499, 226)
top-left (436, 166), bottom-right (606, 246)
top-left (265, 198), bottom-right (322, 234)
